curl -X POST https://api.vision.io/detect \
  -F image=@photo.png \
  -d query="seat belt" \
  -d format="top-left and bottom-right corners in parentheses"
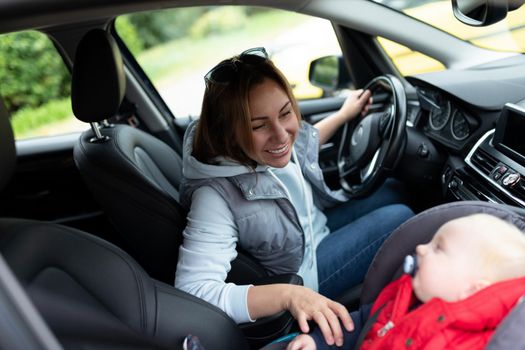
top-left (353, 304), bottom-right (385, 350)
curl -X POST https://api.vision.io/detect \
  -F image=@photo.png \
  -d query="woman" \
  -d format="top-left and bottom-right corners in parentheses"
top-left (176, 47), bottom-right (413, 346)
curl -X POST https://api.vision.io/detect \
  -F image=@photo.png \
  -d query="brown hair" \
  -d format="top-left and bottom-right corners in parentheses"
top-left (193, 54), bottom-right (300, 168)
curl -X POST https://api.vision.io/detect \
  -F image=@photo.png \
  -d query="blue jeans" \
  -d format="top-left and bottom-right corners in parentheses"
top-left (317, 179), bottom-right (413, 299)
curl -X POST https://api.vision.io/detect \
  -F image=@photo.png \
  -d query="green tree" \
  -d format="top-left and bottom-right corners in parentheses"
top-left (114, 16), bottom-right (144, 55)
top-left (124, 7), bottom-right (209, 48)
top-left (189, 7), bottom-right (247, 39)
top-left (0, 31), bottom-right (70, 112)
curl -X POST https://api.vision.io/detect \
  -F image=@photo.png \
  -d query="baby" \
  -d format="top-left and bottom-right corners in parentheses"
top-left (286, 213), bottom-right (525, 350)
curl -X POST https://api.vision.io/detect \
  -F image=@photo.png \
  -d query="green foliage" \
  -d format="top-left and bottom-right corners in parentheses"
top-left (244, 7), bottom-right (273, 16)
top-left (123, 7), bottom-right (208, 49)
top-left (114, 16), bottom-right (144, 55)
top-left (0, 31), bottom-right (70, 112)
top-left (189, 7), bottom-right (247, 39)
top-left (131, 9), bottom-right (310, 82)
top-left (10, 97), bottom-right (73, 138)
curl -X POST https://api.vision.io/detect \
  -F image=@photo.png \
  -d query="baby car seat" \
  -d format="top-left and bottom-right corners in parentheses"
top-left (262, 201), bottom-right (525, 349)
top-left (360, 200), bottom-right (525, 349)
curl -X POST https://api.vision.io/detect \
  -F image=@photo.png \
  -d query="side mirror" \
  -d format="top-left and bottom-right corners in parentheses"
top-left (308, 55), bottom-right (351, 96)
top-left (452, 0), bottom-right (524, 26)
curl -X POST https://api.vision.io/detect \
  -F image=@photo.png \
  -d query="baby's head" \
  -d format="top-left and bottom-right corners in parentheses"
top-left (412, 213), bottom-right (525, 303)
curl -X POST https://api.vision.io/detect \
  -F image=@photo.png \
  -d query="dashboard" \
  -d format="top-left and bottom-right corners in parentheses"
top-left (417, 88), bottom-right (480, 149)
top-left (402, 54), bottom-right (525, 208)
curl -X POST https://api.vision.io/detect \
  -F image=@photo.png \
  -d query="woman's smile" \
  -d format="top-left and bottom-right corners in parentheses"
top-left (266, 143), bottom-right (290, 155)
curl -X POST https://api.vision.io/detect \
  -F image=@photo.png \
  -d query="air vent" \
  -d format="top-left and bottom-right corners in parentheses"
top-left (469, 148), bottom-right (498, 176)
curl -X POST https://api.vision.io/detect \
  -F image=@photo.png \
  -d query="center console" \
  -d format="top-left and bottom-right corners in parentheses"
top-left (444, 104), bottom-right (525, 207)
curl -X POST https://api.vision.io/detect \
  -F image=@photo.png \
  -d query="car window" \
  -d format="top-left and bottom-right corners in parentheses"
top-left (377, 36), bottom-right (445, 75)
top-left (114, 6), bottom-right (343, 118)
top-left (0, 30), bottom-right (86, 140)
top-left (374, 0), bottom-right (525, 53)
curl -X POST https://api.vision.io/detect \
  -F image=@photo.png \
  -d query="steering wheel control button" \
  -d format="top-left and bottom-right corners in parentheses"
top-left (502, 172), bottom-right (520, 187)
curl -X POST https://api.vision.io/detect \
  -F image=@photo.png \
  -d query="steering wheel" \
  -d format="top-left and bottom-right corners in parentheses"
top-left (338, 74), bottom-right (407, 198)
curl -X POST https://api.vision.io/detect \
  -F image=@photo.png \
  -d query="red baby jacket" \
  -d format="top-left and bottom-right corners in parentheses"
top-left (360, 274), bottom-right (525, 350)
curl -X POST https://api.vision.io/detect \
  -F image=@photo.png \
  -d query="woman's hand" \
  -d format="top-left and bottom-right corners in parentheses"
top-left (284, 286), bottom-right (354, 347)
top-left (315, 89), bottom-right (373, 145)
top-left (286, 334), bottom-right (316, 350)
top-left (339, 89), bottom-right (373, 122)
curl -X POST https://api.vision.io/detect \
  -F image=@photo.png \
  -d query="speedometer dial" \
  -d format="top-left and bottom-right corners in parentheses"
top-left (451, 109), bottom-right (470, 141)
top-left (428, 99), bottom-right (451, 131)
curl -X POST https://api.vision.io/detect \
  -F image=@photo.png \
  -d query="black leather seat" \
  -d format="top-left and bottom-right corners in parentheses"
top-left (0, 98), bottom-right (249, 350)
top-left (71, 29), bottom-right (187, 284)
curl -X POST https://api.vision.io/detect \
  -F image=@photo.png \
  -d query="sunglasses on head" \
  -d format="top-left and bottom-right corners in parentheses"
top-left (204, 47), bottom-right (269, 87)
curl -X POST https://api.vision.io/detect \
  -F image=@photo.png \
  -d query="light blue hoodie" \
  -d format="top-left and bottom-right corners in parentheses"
top-left (175, 121), bottom-right (347, 323)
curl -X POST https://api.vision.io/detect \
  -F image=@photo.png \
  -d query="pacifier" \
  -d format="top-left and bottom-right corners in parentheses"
top-left (403, 254), bottom-right (418, 277)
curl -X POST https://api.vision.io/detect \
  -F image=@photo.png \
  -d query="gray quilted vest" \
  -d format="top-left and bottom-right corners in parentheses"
top-left (180, 122), bottom-right (348, 275)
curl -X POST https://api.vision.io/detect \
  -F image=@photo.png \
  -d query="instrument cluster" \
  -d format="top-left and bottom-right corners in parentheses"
top-left (417, 88), bottom-right (479, 147)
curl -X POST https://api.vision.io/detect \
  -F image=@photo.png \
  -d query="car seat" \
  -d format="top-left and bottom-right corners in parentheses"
top-left (0, 97), bottom-right (249, 350)
top-left (70, 28), bottom-right (301, 348)
top-left (262, 200), bottom-right (525, 349)
top-left (361, 201), bottom-right (525, 350)
top-left (360, 200), bottom-right (525, 305)
top-left (359, 200), bottom-right (525, 349)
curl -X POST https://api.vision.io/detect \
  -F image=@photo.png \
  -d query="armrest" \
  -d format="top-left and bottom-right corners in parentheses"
top-left (226, 252), bottom-right (269, 285)
top-left (154, 281), bottom-right (249, 350)
top-left (252, 273), bottom-right (303, 287)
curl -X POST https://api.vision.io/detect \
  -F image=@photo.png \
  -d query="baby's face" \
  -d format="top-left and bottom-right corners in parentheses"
top-left (412, 217), bottom-right (484, 303)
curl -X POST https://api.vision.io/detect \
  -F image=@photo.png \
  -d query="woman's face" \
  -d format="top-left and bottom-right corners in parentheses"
top-left (244, 78), bottom-right (299, 168)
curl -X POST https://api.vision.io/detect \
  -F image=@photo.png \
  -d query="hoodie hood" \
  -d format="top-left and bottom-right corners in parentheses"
top-left (182, 120), bottom-right (268, 180)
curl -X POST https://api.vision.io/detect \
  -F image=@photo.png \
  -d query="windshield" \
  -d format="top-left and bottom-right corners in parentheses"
top-left (372, 0), bottom-right (525, 53)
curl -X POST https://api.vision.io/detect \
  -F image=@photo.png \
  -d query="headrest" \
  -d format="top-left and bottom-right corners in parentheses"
top-left (0, 100), bottom-right (15, 191)
top-left (71, 29), bottom-right (125, 123)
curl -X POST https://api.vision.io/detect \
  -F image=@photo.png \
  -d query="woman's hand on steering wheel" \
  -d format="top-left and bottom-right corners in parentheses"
top-left (285, 285), bottom-right (354, 347)
top-left (339, 89), bottom-right (373, 123)
top-left (337, 75), bottom-right (407, 198)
